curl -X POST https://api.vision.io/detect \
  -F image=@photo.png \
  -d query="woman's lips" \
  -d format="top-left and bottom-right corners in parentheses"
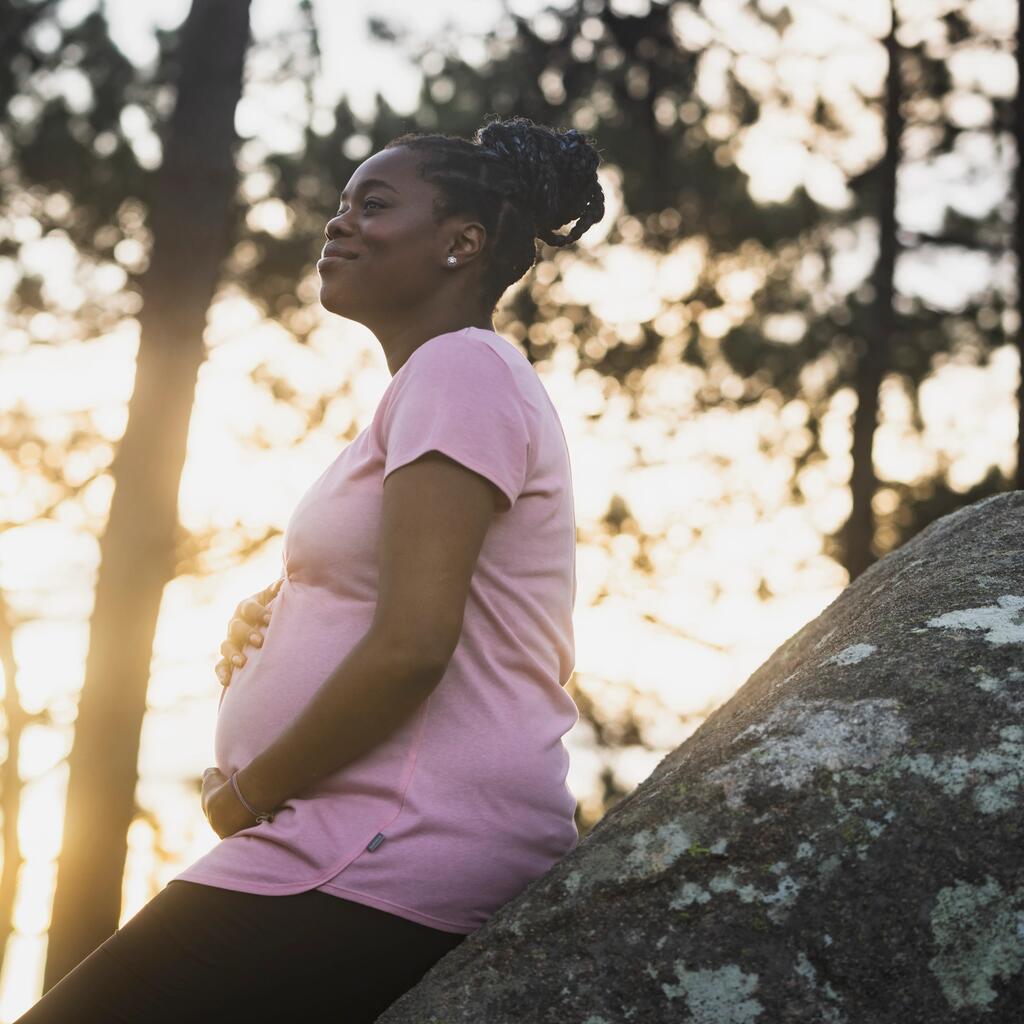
top-left (317, 256), bottom-right (357, 267)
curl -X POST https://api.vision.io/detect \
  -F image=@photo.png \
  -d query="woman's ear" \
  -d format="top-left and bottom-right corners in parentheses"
top-left (449, 220), bottom-right (487, 263)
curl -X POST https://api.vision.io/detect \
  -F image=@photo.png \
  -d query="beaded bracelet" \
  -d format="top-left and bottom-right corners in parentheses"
top-left (229, 769), bottom-right (275, 824)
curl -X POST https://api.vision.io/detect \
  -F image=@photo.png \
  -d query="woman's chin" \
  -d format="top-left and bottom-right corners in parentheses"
top-left (317, 285), bottom-right (350, 317)
top-left (319, 298), bottom-right (368, 328)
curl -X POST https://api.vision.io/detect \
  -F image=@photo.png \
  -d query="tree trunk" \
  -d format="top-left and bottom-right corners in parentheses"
top-left (43, 0), bottom-right (251, 990)
top-left (1016, 0), bottom-right (1023, 489)
top-left (0, 589), bottom-right (28, 977)
top-left (844, 7), bottom-right (902, 580)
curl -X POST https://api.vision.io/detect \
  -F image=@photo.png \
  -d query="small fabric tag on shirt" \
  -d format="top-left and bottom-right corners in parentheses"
top-left (366, 832), bottom-right (386, 852)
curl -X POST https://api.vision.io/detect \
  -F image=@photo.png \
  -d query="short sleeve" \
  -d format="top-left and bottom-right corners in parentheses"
top-left (381, 336), bottom-right (531, 512)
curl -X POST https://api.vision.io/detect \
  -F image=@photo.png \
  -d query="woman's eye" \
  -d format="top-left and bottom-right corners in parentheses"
top-left (333, 198), bottom-right (385, 217)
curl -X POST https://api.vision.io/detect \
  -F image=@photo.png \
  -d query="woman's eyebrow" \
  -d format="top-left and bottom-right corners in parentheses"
top-left (338, 178), bottom-right (400, 202)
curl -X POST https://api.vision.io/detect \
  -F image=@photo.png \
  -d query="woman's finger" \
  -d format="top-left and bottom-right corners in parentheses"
top-left (240, 598), bottom-right (270, 624)
top-left (228, 618), bottom-right (253, 647)
top-left (215, 659), bottom-right (232, 685)
top-left (219, 639), bottom-right (244, 666)
top-left (229, 619), bottom-right (263, 651)
top-left (257, 578), bottom-right (284, 605)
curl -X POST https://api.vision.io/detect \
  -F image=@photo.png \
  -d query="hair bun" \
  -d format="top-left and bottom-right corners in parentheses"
top-left (476, 115), bottom-right (604, 247)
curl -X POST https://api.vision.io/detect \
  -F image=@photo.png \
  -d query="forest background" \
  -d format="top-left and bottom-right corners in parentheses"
top-left (0, 0), bottom-right (1019, 1014)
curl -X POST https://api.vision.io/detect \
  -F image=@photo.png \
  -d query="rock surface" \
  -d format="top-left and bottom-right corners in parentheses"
top-left (377, 492), bottom-right (1024, 1023)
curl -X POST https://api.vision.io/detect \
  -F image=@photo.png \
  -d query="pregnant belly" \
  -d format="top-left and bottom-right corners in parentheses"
top-left (214, 582), bottom-right (375, 773)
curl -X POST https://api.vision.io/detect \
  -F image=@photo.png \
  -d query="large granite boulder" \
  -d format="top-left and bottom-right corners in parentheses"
top-left (377, 492), bottom-right (1024, 1023)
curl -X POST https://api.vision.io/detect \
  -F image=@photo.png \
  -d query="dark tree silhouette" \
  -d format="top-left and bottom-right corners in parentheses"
top-left (1016, 0), bottom-right (1024, 489)
top-left (844, 9), bottom-right (903, 580)
top-left (43, 0), bottom-right (252, 988)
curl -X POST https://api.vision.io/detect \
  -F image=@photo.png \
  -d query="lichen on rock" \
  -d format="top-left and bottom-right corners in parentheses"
top-left (927, 876), bottom-right (1024, 1011)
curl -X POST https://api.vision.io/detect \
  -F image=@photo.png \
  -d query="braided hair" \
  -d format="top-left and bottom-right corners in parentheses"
top-left (383, 114), bottom-right (605, 311)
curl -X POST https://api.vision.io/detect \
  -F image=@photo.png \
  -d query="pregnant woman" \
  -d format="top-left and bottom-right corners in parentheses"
top-left (16, 113), bottom-right (604, 1023)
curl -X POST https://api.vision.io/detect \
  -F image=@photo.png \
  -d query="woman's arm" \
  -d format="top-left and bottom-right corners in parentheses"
top-left (234, 630), bottom-right (446, 814)
top-left (235, 445), bottom-right (501, 816)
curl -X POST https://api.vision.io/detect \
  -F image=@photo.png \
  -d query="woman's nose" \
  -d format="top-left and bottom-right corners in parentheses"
top-left (325, 212), bottom-right (354, 239)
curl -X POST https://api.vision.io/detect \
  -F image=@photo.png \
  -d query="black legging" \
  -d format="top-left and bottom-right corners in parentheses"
top-left (14, 879), bottom-right (468, 1023)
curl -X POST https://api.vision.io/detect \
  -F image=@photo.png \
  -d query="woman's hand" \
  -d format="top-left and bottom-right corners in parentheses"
top-left (201, 767), bottom-right (260, 838)
top-left (215, 577), bottom-right (284, 687)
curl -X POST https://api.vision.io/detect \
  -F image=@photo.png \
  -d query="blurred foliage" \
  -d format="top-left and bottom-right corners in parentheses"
top-left (0, 0), bottom-right (1019, 821)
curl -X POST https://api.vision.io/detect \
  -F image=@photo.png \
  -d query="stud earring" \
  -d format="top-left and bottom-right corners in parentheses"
top-left (446, 255), bottom-right (457, 265)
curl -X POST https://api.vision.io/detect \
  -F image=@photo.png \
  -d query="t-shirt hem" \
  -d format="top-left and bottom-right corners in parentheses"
top-left (315, 882), bottom-right (478, 934)
top-left (171, 869), bottom-right (327, 895)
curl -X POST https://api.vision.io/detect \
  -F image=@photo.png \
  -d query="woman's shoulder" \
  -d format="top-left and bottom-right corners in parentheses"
top-left (394, 327), bottom-right (559, 437)
top-left (398, 328), bottom-right (528, 395)
top-left (408, 326), bottom-right (518, 368)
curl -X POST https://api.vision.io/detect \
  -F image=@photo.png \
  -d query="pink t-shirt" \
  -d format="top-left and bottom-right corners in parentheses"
top-left (173, 326), bottom-right (579, 934)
